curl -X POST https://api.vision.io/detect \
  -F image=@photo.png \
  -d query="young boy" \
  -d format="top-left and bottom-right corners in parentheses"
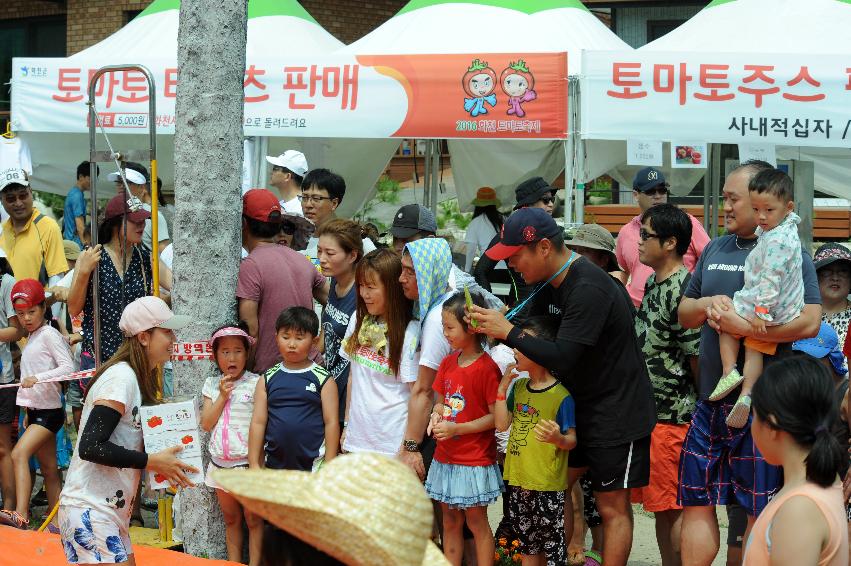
top-left (248, 307), bottom-right (339, 472)
top-left (712, 169), bottom-right (804, 428)
top-left (495, 316), bottom-right (577, 566)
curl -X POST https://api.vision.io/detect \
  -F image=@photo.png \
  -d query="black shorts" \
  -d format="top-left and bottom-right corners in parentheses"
top-left (726, 503), bottom-right (748, 548)
top-left (26, 408), bottom-right (65, 434)
top-left (570, 435), bottom-right (651, 492)
top-left (506, 485), bottom-right (565, 565)
top-left (0, 387), bottom-right (16, 425)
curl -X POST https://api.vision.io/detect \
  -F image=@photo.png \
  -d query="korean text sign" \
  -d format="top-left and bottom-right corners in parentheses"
top-left (13, 53), bottom-right (567, 140)
top-left (581, 50), bottom-right (851, 148)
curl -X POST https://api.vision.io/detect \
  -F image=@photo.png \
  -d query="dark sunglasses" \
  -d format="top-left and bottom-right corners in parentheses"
top-left (639, 229), bottom-right (663, 242)
top-left (642, 186), bottom-right (668, 197)
top-left (539, 196), bottom-right (555, 205)
top-left (280, 221), bottom-right (297, 235)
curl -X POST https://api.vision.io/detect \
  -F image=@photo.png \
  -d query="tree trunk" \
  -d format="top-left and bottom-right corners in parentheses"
top-left (172, 0), bottom-right (247, 558)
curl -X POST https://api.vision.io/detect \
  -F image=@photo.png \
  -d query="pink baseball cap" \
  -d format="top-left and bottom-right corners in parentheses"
top-left (119, 296), bottom-right (191, 337)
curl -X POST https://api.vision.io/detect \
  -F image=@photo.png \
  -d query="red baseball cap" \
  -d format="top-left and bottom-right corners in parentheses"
top-left (103, 193), bottom-right (151, 223)
top-left (486, 208), bottom-right (562, 261)
top-left (11, 278), bottom-right (45, 309)
top-left (243, 189), bottom-right (282, 223)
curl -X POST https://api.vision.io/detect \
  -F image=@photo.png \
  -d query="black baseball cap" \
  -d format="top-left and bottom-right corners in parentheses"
top-left (632, 167), bottom-right (668, 193)
top-left (390, 204), bottom-right (438, 239)
top-left (486, 208), bottom-right (561, 260)
top-left (514, 177), bottom-right (554, 208)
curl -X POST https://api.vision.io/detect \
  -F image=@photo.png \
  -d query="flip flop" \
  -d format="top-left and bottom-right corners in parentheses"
top-left (585, 549), bottom-right (603, 566)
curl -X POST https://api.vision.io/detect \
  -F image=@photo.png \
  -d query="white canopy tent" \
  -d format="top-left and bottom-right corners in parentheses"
top-left (341, 0), bottom-right (629, 214)
top-left (580, 0), bottom-right (851, 204)
top-left (12, 0), bottom-right (400, 217)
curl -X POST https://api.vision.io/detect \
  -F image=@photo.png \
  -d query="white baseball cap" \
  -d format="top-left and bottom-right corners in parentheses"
top-left (107, 168), bottom-right (147, 185)
top-left (266, 150), bottom-right (308, 177)
top-left (0, 168), bottom-right (29, 192)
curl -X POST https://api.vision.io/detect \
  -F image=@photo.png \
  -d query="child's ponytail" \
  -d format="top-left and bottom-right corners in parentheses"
top-left (753, 356), bottom-right (844, 488)
top-left (806, 424), bottom-right (844, 488)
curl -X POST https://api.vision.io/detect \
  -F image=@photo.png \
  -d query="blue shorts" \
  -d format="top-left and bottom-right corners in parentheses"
top-left (678, 399), bottom-right (781, 517)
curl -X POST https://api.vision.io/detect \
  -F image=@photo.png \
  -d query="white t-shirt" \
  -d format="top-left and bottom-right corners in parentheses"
top-left (60, 362), bottom-right (144, 527)
top-left (280, 197), bottom-right (302, 215)
top-left (408, 296), bottom-right (453, 374)
top-left (464, 214), bottom-right (505, 272)
top-left (141, 204), bottom-right (170, 252)
top-left (340, 315), bottom-right (419, 456)
top-left (201, 371), bottom-right (260, 464)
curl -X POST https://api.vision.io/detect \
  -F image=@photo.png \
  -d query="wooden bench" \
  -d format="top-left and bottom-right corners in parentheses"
top-left (584, 204), bottom-right (851, 240)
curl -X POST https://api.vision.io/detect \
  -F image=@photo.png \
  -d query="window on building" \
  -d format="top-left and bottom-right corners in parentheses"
top-left (647, 20), bottom-right (686, 42)
top-left (0, 16), bottom-right (67, 113)
top-left (125, 10), bottom-right (144, 24)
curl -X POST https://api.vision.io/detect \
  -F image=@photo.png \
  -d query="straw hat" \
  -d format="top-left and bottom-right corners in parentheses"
top-left (213, 453), bottom-right (449, 566)
top-left (470, 186), bottom-right (501, 207)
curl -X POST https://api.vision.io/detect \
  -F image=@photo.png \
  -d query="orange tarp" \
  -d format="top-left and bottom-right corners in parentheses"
top-left (0, 527), bottom-right (239, 565)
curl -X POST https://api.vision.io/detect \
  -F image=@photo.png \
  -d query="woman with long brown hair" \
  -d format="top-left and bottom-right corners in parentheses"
top-left (340, 248), bottom-right (416, 456)
top-left (58, 297), bottom-right (197, 566)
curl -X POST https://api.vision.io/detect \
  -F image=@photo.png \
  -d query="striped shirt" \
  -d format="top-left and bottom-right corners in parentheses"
top-left (202, 371), bottom-right (260, 464)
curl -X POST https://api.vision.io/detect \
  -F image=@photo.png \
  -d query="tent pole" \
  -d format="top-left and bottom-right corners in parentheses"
top-left (563, 138), bottom-right (574, 226)
top-left (423, 139), bottom-right (431, 209)
top-left (431, 139), bottom-right (439, 214)
top-left (573, 78), bottom-right (585, 225)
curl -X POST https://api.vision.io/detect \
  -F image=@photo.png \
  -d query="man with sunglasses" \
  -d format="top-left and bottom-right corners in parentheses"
top-left (266, 150), bottom-right (308, 214)
top-left (616, 167), bottom-right (709, 307)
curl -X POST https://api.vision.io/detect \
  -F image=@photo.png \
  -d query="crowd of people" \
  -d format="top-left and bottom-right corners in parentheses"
top-left (0, 153), bottom-right (849, 566)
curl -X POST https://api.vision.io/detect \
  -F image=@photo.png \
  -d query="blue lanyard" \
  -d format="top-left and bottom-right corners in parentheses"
top-left (505, 252), bottom-right (578, 321)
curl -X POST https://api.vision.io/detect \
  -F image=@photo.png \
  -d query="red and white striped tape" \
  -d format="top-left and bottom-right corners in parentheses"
top-left (0, 341), bottom-right (215, 389)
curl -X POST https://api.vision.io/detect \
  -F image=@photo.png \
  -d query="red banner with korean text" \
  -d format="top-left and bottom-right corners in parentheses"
top-left (12, 53), bottom-right (567, 140)
top-left (581, 50), bottom-right (851, 148)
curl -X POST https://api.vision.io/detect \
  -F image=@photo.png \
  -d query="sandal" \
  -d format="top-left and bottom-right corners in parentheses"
top-left (708, 368), bottom-right (744, 401)
top-left (585, 549), bottom-right (602, 566)
top-left (0, 510), bottom-right (29, 529)
top-left (726, 394), bottom-right (752, 429)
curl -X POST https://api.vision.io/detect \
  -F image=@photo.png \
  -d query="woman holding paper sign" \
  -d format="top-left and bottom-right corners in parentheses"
top-left (58, 296), bottom-right (197, 566)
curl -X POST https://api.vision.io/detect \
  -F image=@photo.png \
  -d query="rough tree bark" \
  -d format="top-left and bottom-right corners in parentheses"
top-left (171, 0), bottom-right (247, 558)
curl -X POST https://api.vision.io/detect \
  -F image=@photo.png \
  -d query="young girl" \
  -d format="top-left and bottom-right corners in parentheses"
top-left (713, 168), bottom-right (805, 428)
top-left (424, 290), bottom-right (503, 566)
top-left (0, 279), bottom-right (74, 530)
top-left (494, 316), bottom-right (576, 566)
top-left (200, 323), bottom-right (263, 566)
top-left (340, 248), bottom-right (415, 456)
top-left (744, 355), bottom-right (848, 565)
top-left (0, 250), bottom-right (22, 519)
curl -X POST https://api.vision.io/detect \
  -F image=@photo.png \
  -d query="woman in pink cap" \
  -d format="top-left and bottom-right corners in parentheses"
top-left (58, 296), bottom-right (198, 565)
top-left (199, 322), bottom-right (263, 565)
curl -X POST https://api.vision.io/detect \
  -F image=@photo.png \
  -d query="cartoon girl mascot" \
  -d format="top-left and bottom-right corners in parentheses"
top-left (462, 59), bottom-right (497, 117)
top-left (500, 60), bottom-right (537, 118)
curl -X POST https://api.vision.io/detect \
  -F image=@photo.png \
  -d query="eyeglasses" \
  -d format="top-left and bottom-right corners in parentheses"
top-left (280, 221), bottom-right (297, 235)
top-left (298, 193), bottom-right (335, 204)
top-left (639, 229), bottom-right (663, 242)
top-left (642, 187), bottom-right (668, 197)
top-left (539, 196), bottom-right (555, 205)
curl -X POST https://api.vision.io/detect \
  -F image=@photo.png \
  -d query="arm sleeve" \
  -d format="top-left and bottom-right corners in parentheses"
top-left (506, 379), bottom-right (519, 410)
top-left (504, 326), bottom-right (587, 379)
top-left (419, 309), bottom-right (451, 370)
top-left (556, 395), bottom-right (576, 433)
top-left (156, 212), bottom-right (170, 241)
top-left (483, 361), bottom-right (500, 405)
top-left (70, 191), bottom-right (86, 218)
top-left (432, 360), bottom-right (448, 396)
top-left (78, 405), bottom-right (148, 469)
top-left (690, 216), bottom-right (711, 257)
top-left (201, 376), bottom-right (218, 401)
top-left (684, 240), bottom-right (710, 299)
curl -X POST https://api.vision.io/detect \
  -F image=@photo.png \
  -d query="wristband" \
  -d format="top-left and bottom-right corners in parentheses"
top-left (496, 393), bottom-right (506, 401)
top-left (754, 306), bottom-right (769, 315)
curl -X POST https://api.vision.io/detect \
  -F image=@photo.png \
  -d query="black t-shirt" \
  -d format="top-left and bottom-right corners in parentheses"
top-left (512, 256), bottom-right (656, 447)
